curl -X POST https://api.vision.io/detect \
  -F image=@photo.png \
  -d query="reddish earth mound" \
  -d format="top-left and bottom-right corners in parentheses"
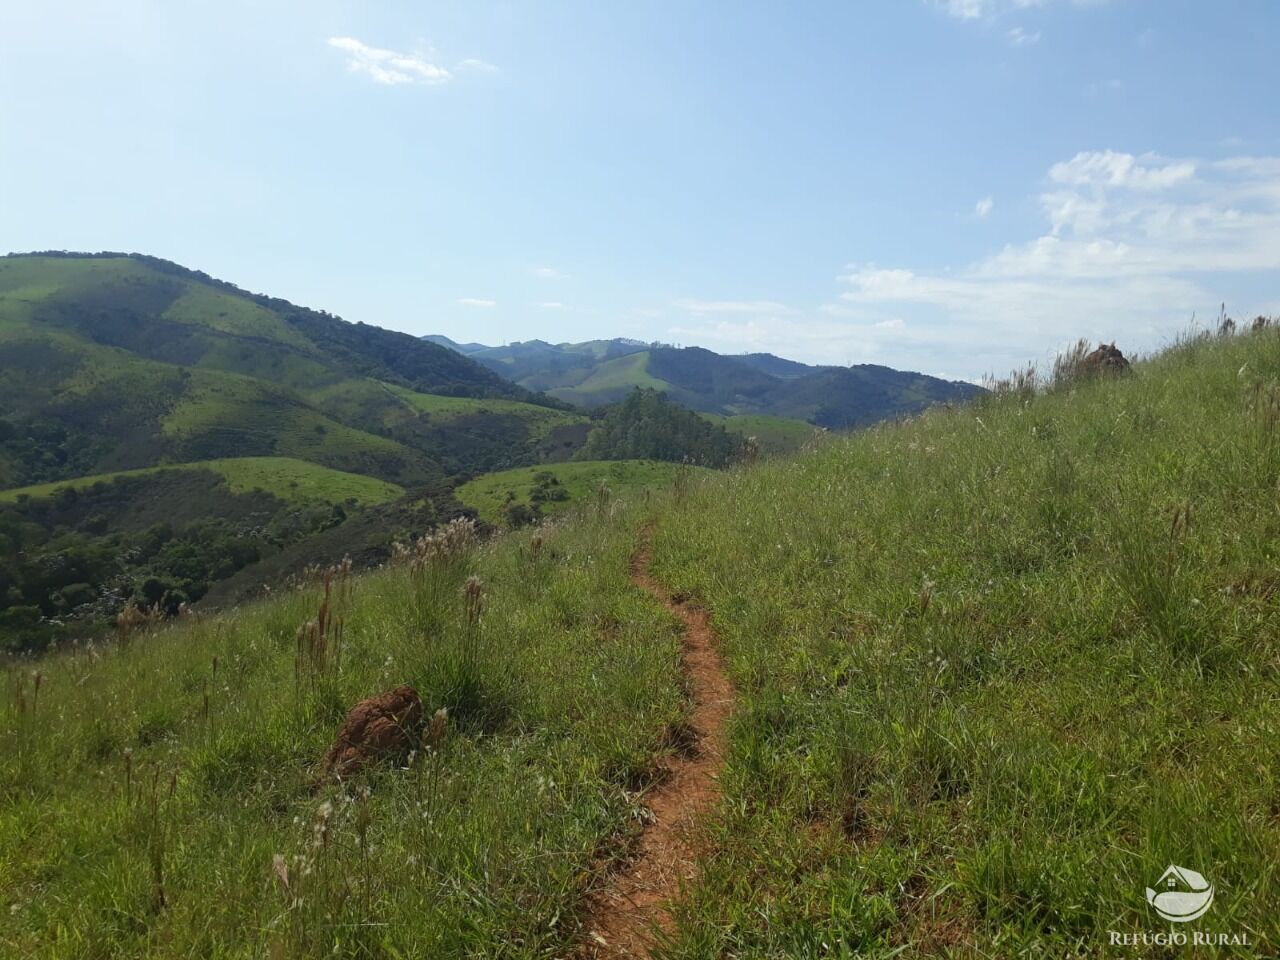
top-left (321, 684), bottom-right (422, 780)
top-left (1082, 342), bottom-right (1131, 374)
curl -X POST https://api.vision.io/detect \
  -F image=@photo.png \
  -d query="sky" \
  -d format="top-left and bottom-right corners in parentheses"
top-left (2, 1), bottom-right (1278, 381)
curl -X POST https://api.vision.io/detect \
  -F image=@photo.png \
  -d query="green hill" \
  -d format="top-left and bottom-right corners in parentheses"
top-left (0, 254), bottom-right (600, 644)
top-left (428, 335), bottom-right (982, 427)
top-left (0, 457), bottom-right (404, 506)
top-left (0, 253), bottom-right (577, 489)
top-left (4, 325), bottom-right (1276, 956)
top-left (701, 412), bottom-right (822, 456)
top-left (0, 254), bottom-right (543, 401)
top-left (456, 459), bottom-right (701, 525)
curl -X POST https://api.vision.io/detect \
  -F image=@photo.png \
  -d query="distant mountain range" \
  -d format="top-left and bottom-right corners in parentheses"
top-left (424, 335), bottom-right (982, 428)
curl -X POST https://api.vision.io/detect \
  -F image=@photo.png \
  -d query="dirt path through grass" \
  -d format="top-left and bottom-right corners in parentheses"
top-left (583, 526), bottom-right (734, 958)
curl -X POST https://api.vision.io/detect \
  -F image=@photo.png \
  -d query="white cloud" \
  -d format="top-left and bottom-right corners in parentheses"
top-left (456, 297), bottom-right (496, 308)
top-left (457, 58), bottom-right (499, 72)
top-left (1007, 26), bottom-right (1041, 45)
top-left (834, 149), bottom-right (1280, 372)
top-left (670, 149), bottom-right (1280, 377)
top-left (975, 195), bottom-right (995, 218)
top-left (328, 37), bottom-right (452, 86)
top-left (533, 266), bottom-right (566, 279)
top-left (937, 0), bottom-right (1109, 22)
top-left (1047, 150), bottom-right (1195, 190)
top-left (942, 0), bottom-right (984, 18)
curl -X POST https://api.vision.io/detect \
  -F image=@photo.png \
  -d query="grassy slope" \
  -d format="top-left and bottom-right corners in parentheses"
top-left (701, 412), bottom-right (822, 456)
top-left (161, 284), bottom-right (317, 352)
top-left (651, 329), bottom-right (1280, 956)
top-left (0, 457), bottom-right (404, 506)
top-left (3, 329), bottom-right (1278, 957)
top-left (0, 254), bottom-right (571, 487)
top-left (455, 460), bottom-right (697, 524)
top-left (382, 382), bottom-right (588, 439)
top-left (545, 351), bottom-right (668, 406)
top-left (0, 514), bottom-right (682, 959)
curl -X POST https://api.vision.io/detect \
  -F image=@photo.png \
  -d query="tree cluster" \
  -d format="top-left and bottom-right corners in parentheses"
top-left (577, 389), bottom-right (741, 467)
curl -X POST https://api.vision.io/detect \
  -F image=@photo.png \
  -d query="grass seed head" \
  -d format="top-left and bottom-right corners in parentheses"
top-left (463, 577), bottom-right (484, 627)
top-left (423, 707), bottom-right (449, 753)
top-left (272, 853), bottom-right (290, 891)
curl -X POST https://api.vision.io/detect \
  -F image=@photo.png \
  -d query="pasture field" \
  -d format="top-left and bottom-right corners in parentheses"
top-left (455, 459), bottom-right (699, 525)
top-left (0, 457), bottom-right (404, 506)
top-left (701, 412), bottom-right (822, 456)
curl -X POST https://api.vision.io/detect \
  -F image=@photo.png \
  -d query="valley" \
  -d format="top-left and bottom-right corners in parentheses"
top-left (1, 253), bottom-right (961, 652)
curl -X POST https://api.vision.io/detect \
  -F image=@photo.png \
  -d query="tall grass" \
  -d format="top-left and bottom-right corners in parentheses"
top-left (650, 324), bottom-right (1280, 957)
top-left (0, 503), bottom-right (683, 958)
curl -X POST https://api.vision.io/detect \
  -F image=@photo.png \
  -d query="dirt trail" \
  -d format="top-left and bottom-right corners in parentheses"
top-left (583, 528), bottom-right (735, 958)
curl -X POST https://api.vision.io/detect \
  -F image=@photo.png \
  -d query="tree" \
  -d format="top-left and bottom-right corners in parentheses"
top-left (577, 389), bottom-right (740, 467)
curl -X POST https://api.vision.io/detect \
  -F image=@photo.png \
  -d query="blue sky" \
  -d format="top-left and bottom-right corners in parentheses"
top-left (3, 1), bottom-right (1277, 380)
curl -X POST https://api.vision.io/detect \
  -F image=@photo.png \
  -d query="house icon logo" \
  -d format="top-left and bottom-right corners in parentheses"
top-left (1145, 865), bottom-right (1214, 923)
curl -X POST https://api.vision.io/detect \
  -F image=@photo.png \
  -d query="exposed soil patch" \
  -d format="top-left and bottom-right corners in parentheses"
top-left (319, 683), bottom-right (422, 782)
top-left (1082, 341), bottom-right (1132, 374)
top-left (582, 527), bottom-right (735, 958)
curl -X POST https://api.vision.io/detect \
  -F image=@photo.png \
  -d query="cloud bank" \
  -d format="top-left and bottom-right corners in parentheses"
top-left (671, 150), bottom-right (1280, 378)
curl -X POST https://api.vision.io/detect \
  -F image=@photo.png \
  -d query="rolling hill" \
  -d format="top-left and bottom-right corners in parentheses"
top-left (0, 254), bottom-right (603, 647)
top-left (0, 253), bottom-right (582, 489)
top-left (0, 457), bottom-right (405, 507)
top-left (2, 254), bottom-right (783, 650)
top-left (427, 335), bottom-right (983, 428)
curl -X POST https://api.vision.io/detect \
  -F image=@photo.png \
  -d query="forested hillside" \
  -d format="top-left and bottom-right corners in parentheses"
top-left (0, 254), bottom-right (587, 648)
top-left (576, 389), bottom-right (743, 467)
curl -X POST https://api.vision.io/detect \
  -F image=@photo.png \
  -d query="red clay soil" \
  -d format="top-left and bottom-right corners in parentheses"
top-left (582, 529), bottom-right (735, 958)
